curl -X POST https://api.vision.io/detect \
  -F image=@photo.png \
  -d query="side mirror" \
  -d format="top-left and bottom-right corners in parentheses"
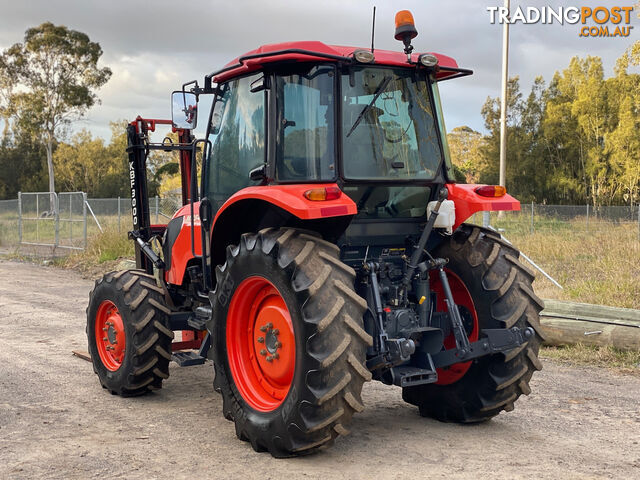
top-left (171, 91), bottom-right (198, 129)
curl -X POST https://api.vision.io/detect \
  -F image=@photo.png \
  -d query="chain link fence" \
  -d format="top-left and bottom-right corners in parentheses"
top-left (470, 203), bottom-right (640, 237)
top-left (86, 195), bottom-right (182, 232)
top-left (1, 194), bottom-right (639, 253)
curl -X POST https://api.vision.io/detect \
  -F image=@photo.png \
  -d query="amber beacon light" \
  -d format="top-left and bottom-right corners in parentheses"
top-left (394, 10), bottom-right (418, 59)
top-left (394, 10), bottom-right (417, 39)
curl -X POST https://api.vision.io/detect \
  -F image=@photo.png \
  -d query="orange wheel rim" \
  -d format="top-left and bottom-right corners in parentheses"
top-left (95, 300), bottom-right (126, 371)
top-left (226, 276), bottom-right (296, 412)
top-left (429, 268), bottom-right (479, 385)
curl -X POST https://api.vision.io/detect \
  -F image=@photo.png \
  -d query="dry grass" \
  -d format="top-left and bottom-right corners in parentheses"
top-left (541, 344), bottom-right (640, 375)
top-left (507, 224), bottom-right (640, 309)
top-left (57, 227), bottom-right (134, 277)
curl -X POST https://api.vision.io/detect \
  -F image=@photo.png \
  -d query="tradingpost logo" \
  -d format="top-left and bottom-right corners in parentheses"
top-left (487, 5), bottom-right (635, 38)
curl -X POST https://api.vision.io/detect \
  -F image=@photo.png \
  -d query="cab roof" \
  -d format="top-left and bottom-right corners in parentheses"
top-left (210, 41), bottom-right (467, 84)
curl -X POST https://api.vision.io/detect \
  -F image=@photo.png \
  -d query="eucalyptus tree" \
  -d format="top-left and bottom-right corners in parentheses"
top-left (0, 22), bottom-right (111, 211)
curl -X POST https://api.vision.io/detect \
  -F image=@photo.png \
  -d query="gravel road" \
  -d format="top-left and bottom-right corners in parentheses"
top-left (0, 260), bottom-right (638, 479)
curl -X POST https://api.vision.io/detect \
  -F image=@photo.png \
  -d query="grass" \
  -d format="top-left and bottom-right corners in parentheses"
top-left (505, 223), bottom-right (640, 309)
top-left (58, 226), bottom-right (135, 275)
top-left (541, 344), bottom-right (640, 375)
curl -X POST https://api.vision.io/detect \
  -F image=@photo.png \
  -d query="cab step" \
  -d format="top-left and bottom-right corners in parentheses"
top-left (172, 351), bottom-right (207, 367)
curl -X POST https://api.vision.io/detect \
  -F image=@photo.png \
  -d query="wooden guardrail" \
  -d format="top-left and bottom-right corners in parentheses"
top-left (540, 299), bottom-right (640, 350)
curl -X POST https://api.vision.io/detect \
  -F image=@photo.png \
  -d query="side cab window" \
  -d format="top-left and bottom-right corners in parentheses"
top-left (206, 73), bottom-right (266, 211)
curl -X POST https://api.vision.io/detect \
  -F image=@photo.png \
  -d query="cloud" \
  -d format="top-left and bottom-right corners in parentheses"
top-left (1, 0), bottom-right (638, 139)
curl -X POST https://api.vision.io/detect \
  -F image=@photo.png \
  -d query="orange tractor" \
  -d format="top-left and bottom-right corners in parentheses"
top-left (87, 11), bottom-right (543, 457)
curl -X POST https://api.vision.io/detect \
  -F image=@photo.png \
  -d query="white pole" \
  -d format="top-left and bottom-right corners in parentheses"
top-left (499, 0), bottom-right (510, 189)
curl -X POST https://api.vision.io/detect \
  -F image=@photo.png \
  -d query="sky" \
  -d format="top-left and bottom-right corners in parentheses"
top-left (0, 0), bottom-right (638, 141)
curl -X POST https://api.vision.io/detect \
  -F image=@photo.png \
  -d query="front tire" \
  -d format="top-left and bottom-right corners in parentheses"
top-left (402, 225), bottom-right (544, 422)
top-left (209, 228), bottom-right (372, 457)
top-left (87, 270), bottom-right (174, 396)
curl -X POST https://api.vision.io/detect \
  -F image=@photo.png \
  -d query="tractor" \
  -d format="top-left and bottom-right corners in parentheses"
top-left (87, 10), bottom-right (544, 457)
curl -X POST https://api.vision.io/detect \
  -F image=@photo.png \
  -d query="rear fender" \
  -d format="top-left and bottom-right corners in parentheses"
top-left (446, 184), bottom-right (520, 231)
top-left (166, 185), bottom-right (356, 286)
top-left (215, 184), bottom-right (357, 220)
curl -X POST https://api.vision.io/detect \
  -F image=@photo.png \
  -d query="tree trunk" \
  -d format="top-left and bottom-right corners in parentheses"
top-left (46, 137), bottom-right (57, 214)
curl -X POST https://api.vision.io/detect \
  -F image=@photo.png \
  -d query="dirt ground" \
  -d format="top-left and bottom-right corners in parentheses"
top-left (0, 260), bottom-right (639, 480)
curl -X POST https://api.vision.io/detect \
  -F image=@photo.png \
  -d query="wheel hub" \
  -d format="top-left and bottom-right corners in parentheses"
top-left (95, 300), bottom-right (126, 371)
top-left (107, 324), bottom-right (117, 344)
top-left (226, 276), bottom-right (296, 412)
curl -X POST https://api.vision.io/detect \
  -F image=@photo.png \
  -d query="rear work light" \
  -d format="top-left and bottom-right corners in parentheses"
top-left (353, 49), bottom-right (375, 63)
top-left (418, 53), bottom-right (438, 67)
top-left (303, 187), bottom-right (342, 201)
top-left (475, 185), bottom-right (507, 197)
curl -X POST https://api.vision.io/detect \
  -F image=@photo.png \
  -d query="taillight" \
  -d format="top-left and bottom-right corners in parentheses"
top-left (303, 187), bottom-right (342, 201)
top-left (475, 185), bottom-right (506, 197)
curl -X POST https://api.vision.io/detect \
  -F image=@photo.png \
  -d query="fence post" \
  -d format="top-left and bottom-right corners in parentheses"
top-left (83, 193), bottom-right (88, 249)
top-left (155, 195), bottom-right (159, 224)
top-left (117, 197), bottom-right (121, 233)
top-left (54, 193), bottom-right (59, 248)
top-left (586, 204), bottom-right (589, 233)
top-left (482, 211), bottom-right (490, 228)
top-left (17, 191), bottom-right (22, 245)
top-left (36, 193), bottom-right (39, 242)
top-left (530, 202), bottom-right (534, 234)
top-left (69, 194), bottom-right (73, 245)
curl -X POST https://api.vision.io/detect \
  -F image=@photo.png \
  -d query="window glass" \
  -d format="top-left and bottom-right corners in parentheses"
top-left (343, 185), bottom-right (431, 219)
top-left (206, 74), bottom-right (265, 210)
top-left (341, 67), bottom-right (442, 181)
top-left (276, 65), bottom-right (336, 181)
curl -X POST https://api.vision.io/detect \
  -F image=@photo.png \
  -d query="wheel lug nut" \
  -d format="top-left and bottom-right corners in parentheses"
top-left (260, 325), bottom-right (268, 332)
top-left (103, 337), bottom-right (108, 342)
top-left (266, 356), bottom-right (273, 362)
top-left (102, 327), bottom-right (108, 331)
top-left (257, 337), bottom-right (264, 343)
top-left (275, 341), bottom-right (282, 348)
top-left (272, 329), bottom-right (279, 335)
top-left (260, 349), bottom-right (267, 356)
top-left (266, 323), bottom-right (273, 329)
top-left (273, 353), bottom-right (279, 360)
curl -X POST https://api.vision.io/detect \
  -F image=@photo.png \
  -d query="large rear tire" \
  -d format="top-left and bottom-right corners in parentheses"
top-left (209, 228), bottom-right (372, 457)
top-left (87, 270), bottom-right (174, 396)
top-left (402, 224), bottom-right (544, 422)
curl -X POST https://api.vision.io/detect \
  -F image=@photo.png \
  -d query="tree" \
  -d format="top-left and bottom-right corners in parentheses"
top-left (607, 41), bottom-right (640, 207)
top-left (446, 126), bottom-right (487, 183)
top-left (0, 23), bottom-right (111, 210)
top-left (53, 122), bottom-right (132, 198)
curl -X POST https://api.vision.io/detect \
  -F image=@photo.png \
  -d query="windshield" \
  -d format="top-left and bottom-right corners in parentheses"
top-left (341, 67), bottom-right (442, 181)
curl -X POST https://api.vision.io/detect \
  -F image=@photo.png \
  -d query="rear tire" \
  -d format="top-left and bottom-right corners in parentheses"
top-left (402, 224), bottom-right (544, 422)
top-left (87, 270), bottom-right (174, 396)
top-left (209, 228), bottom-right (372, 457)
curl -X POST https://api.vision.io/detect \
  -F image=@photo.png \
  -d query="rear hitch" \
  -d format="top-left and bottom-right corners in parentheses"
top-left (432, 326), bottom-right (534, 368)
